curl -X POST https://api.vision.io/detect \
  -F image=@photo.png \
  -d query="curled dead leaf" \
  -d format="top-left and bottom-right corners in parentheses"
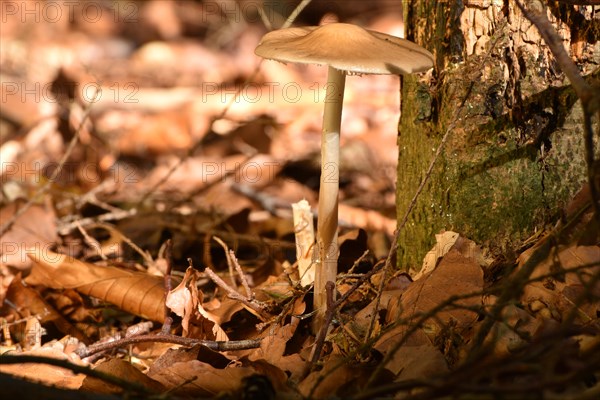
top-left (26, 249), bottom-right (165, 322)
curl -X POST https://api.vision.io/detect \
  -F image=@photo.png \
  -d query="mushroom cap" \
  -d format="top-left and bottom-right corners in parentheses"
top-left (255, 23), bottom-right (434, 75)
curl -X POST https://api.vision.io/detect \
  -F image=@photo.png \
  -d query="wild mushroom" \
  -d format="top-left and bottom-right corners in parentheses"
top-left (255, 23), bottom-right (434, 329)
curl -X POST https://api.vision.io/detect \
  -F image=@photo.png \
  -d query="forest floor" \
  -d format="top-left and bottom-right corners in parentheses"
top-left (1, 1), bottom-right (599, 399)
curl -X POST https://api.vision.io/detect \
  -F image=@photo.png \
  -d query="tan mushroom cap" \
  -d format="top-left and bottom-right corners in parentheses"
top-left (255, 23), bottom-right (434, 75)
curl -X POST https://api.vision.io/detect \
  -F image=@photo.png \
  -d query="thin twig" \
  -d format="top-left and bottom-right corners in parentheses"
top-left (257, 7), bottom-right (273, 31)
top-left (213, 236), bottom-right (237, 285)
top-left (212, 236), bottom-right (254, 299)
top-left (75, 333), bottom-right (262, 358)
top-left (75, 221), bottom-right (108, 261)
top-left (203, 266), bottom-right (268, 321)
top-left (57, 208), bottom-right (137, 235)
top-left (230, 249), bottom-right (253, 299)
top-left (281, 0), bottom-right (313, 29)
top-left (85, 222), bottom-right (154, 266)
top-left (203, 267), bottom-right (247, 303)
top-left (331, 251), bottom-right (375, 309)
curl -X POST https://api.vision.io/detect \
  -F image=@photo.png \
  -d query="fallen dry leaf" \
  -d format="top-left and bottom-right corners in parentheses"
top-left (391, 249), bottom-right (483, 333)
top-left (298, 354), bottom-right (375, 399)
top-left (375, 249), bottom-right (483, 371)
top-left (480, 298), bottom-right (540, 357)
top-left (205, 297), bottom-right (245, 326)
top-left (388, 343), bottom-right (448, 379)
top-left (147, 358), bottom-right (256, 397)
top-left (167, 267), bottom-right (230, 340)
top-left (0, 202), bottom-right (58, 270)
top-left (519, 245), bottom-right (600, 322)
top-left (0, 346), bottom-right (86, 389)
top-left (1, 275), bottom-right (87, 343)
top-left (166, 267), bottom-right (200, 336)
top-left (81, 357), bottom-right (165, 394)
top-left (115, 108), bottom-right (196, 156)
top-left (352, 289), bottom-right (407, 340)
top-left (249, 313), bottom-right (304, 377)
top-left (26, 249), bottom-right (165, 322)
top-left (417, 231), bottom-right (461, 280)
top-left (415, 231), bottom-right (490, 280)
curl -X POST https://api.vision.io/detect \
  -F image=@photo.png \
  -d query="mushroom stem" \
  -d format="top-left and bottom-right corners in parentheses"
top-left (314, 66), bottom-right (346, 331)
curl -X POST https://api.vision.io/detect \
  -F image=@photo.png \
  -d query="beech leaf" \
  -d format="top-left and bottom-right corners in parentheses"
top-left (26, 248), bottom-right (166, 322)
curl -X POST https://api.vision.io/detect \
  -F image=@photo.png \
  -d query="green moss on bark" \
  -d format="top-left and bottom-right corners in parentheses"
top-left (397, 27), bottom-right (596, 270)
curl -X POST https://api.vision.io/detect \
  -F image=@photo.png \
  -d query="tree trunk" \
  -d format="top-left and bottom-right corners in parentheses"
top-left (397, 1), bottom-right (600, 270)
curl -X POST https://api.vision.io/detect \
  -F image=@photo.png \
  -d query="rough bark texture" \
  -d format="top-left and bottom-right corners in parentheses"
top-left (397, 1), bottom-right (600, 269)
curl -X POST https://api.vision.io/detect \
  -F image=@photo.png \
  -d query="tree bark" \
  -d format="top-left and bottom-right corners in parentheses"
top-left (397, 1), bottom-right (600, 269)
